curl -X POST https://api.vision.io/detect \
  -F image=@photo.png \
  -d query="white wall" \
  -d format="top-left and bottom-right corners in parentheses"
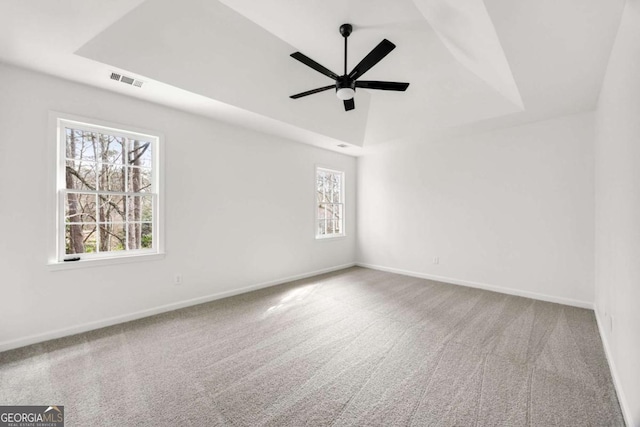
top-left (594, 0), bottom-right (640, 424)
top-left (358, 112), bottom-right (595, 307)
top-left (0, 63), bottom-right (356, 350)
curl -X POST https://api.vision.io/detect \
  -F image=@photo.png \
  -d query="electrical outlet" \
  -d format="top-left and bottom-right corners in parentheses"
top-left (433, 257), bottom-right (439, 265)
top-left (174, 274), bottom-right (183, 285)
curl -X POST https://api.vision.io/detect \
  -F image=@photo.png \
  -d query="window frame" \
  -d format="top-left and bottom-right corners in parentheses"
top-left (315, 166), bottom-right (345, 239)
top-left (48, 112), bottom-right (164, 268)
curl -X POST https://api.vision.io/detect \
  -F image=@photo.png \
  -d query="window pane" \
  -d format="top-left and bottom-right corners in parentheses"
top-left (127, 195), bottom-right (153, 222)
top-left (332, 177), bottom-right (341, 202)
top-left (97, 164), bottom-right (125, 192)
top-left (99, 223), bottom-right (126, 252)
top-left (65, 193), bottom-right (96, 223)
top-left (127, 196), bottom-right (140, 223)
top-left (65, 223), bottom-right (97, 254)
top-left (127, 167), bottom-right (152, 192)
top-left (141, 196), bottom-right (153, 221)
top-left (98, 194), bottom-right (125, 223)
top-left (323, 178), bottom-right (331, 202)
top-left (101, 134), bottom-right (126, 165)
top-left (318, 204), bottom-right (325, 220)
top-left (139, 223), bottom-right (153, 249)
top-left (126, 222), bottom-right (153, 250)
top-left (128, 140), bottom-right (153, 168)
top-left (321, 203), bottom-right (337, 221)
top-left (316, 177), bottom-right (324, 202)
top-left (66, 160), bottom-right (97, 191)
top-left (142, 223), bottom-right (153, 249)
top-left (325, 204), bottom-right (333, 220)
top-left (66, 128), bottom-right (98, 161)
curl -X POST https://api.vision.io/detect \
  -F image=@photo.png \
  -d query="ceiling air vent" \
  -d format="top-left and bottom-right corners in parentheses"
top-left (109, 71), bottom-right (144, 88)
top-left (337, 144), bottom-right (349, 148)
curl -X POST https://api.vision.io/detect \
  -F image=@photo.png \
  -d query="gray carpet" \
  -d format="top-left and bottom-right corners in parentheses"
top-left (0, 267), bottom-right (625, 426)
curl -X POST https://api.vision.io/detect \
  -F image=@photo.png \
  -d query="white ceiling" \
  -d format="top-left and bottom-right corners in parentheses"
top-left (0, 0), bottom-right (625, 154)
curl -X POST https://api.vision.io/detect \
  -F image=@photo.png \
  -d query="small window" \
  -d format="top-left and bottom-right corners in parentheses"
top-left (55, 116), bottom-right (161, 262)
top-left (316, 167), bottom-right (344, 238)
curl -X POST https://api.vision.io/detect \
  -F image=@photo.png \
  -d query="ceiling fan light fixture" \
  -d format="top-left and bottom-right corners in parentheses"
top-left (336, 87), bottom-right (355, 100)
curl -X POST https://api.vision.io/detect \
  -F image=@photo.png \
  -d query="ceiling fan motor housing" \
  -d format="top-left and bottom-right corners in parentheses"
top-left (336, 76), bottom-right (356, 90)
top-left (336, 76), bottom-right (356, 100)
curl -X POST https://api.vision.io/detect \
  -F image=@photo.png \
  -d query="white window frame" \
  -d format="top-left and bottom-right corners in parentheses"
top-left (48, 112), bottom-right (164, 268)
top-left (315, 166), bottom-right (345, 239)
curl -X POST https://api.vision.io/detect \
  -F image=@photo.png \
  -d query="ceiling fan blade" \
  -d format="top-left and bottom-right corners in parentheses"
top-left (355, 81), bottom-right (410, 91)
top-left (290, 52), bottom-right (339, 80)
top-left (290, 85), bottom-right (335, 99)
top-left (348, 39), bottom-right (396, 80)
top-left (343, 98), bottom-right (355, 111)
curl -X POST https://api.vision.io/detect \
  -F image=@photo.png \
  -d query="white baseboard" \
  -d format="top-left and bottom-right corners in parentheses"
top-left (356, 262), bottom-right (594, 309)
top-left (594, 309), bottom-right (634, 427)
top-left (0, 263), bottom-right (356, 353)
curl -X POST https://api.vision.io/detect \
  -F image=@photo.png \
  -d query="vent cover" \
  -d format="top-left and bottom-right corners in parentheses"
top-left (109, 71), bottom-right (144, 88)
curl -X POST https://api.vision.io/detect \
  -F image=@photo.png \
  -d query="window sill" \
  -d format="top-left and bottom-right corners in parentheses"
top-left (315, 234), bottom-right (347, 240)
top-left (47, 253), bottom-right (165, 271)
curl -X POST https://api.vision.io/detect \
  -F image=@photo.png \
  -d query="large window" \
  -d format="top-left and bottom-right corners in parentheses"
top-left (55, 116), bottom-right (161, 262)
top-left (316, 167), bottom-right (344, 238)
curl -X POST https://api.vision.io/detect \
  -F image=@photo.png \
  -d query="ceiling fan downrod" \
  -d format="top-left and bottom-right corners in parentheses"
top-left (336, 24), bottom-right (355, 101)
top-left (340, 23), bottom-right (352, 76)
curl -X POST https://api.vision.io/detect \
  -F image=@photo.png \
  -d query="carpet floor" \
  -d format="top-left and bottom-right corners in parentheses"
top-left (0, 267), bottom-right (625, 426)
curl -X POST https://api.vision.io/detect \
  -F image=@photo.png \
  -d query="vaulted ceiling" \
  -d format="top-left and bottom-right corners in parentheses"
top-left (0, 0), bottom-right (625, 154)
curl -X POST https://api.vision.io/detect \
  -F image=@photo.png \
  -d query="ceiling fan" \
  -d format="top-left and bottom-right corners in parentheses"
top-left (289, 23), bottom-right (410, 111)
